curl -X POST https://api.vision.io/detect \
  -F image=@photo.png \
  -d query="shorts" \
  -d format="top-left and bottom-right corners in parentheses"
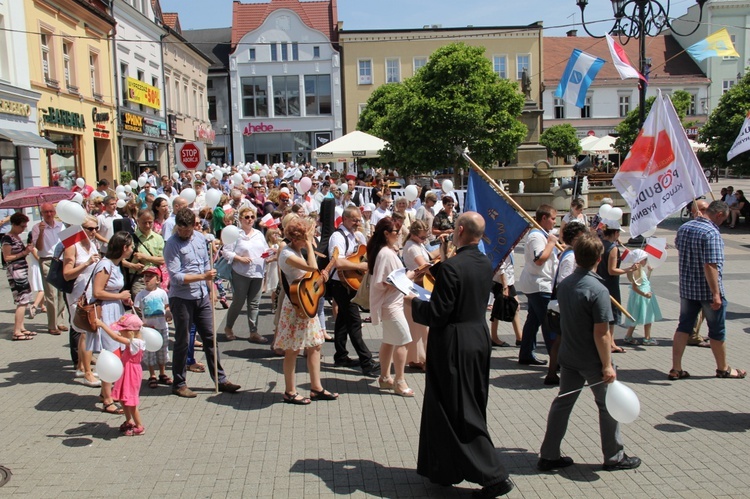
top-left (676, 297), bottom-right (726, 341)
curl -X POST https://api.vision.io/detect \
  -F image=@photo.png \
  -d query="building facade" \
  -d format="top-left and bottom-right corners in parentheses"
top-left (229, 0), bottom-right (342, 166)
top-left (112, 0), bottom-right (168, 180)
top-left (162, 13), bottom-right (213, 173)
top-left (24, 0), bottom-right (118, 190)
top-left (339, 23), bottom-right (544, 134)
top-left (542, 33), bottom-right (710, 139)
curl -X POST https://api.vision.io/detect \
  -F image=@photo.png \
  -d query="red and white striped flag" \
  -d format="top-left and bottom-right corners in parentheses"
top-left (60, 225), bottom-right (86, 249)
top-left (606, 34), bottom-right (646, 81)
top-left (260, 213), bottom-right (280, 229)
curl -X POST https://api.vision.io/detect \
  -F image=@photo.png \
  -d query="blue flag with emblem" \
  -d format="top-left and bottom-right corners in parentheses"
top-left (555, 49), bottom-right (605, 109)
top-left (465, 170), bottom-right (530, 271)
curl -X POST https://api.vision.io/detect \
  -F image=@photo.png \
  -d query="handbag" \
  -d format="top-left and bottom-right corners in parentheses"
top-left (215, 255), bottom-right (233, 281)
top-left (47, 243), bottom-right (74, 294)
top-left (351, 270), bottom-right (371, 311)
top-left (72, 264), bottom-right (103, 333)
top-left (494, 292), bottom-right (519, 323)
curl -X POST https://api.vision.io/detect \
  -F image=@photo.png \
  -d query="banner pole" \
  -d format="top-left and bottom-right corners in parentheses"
top-left (209, 242), bottom-right (219, 394)
top-left (461, 150), bottom-right (635, 322)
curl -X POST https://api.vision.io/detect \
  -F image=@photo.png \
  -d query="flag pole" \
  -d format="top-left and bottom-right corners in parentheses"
top-left (460, 149), bottom-right (635, 322)
top-left (209, 242), bottom-right (219, 394)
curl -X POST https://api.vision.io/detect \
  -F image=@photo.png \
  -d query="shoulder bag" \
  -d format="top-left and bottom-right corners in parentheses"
top-left (73, 262), bottom-right (104, 333)
top-left (545, 249), bottom-right (572, 333)
top-left (351, 270), bottom-right (371, 311)
top-left (47, 243), bottom-right (75, 294)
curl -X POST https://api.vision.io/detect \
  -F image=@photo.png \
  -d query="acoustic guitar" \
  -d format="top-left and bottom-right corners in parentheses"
top-left (339, 244), bottom-right (367, 291)
top-left (289, 248), bottom-right (339, 319)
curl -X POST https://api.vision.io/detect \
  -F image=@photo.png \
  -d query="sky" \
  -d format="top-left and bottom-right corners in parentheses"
top-left (159, 0), bottom-right (695, 37)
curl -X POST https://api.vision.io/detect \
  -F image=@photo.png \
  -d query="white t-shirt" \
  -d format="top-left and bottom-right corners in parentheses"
top-left (516, 229), bottom-right (557, 294)
top-left (493, 254), bottom-right (516, 287)
top-left (97, 211), bottom-right (122, 252)
top-left (278, 245), bottom-right (307, 282)
top-left (402, 239), bottom-right (430, 271)
top-left (370, 207), bottom-right (390, 228)
top-left (556, 249), bottom-right (576, 285)
top-left (134, 287), bottom-right (169, 330)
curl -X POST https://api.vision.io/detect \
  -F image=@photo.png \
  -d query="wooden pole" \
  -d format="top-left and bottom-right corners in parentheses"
top-left (209, 242), bottom-right (219, 394)
top-left (461, 150), bottom-right (635, 322)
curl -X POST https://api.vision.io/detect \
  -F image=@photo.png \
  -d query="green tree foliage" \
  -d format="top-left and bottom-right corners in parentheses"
top-left (356, 43), bottom-right (527, 175)
top-left (614, 89), bottom-right (693, 157)
top-left (699, 72), bottom-right (750, 175)
top-left (540, 124), bottom-right (581, 162)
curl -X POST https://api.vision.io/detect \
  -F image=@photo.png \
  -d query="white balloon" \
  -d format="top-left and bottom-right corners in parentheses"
top-left (157, 193), bottom-right (169, 201)
top-left (610, 207), bottom-right (623, 220)
top-left (124, 185), bottom-right (133, 194)
top-left (280, 187), bottom-right (290, 195)
top-left (129, 180), bottom-right (138, 190)
top-left (298, 177), bottom-right (312, 194)
top-left (138, 176), bottom-right (147, 187)
top-left (180, 188), bottom-right (196, 204)
top-left (116, 199), bottom-right (126, 208)
top-left (116, 191), bottom-right (126, 200)
top-left (214, 170), bottom-right (223, 181)
top-left (115, 185), bottom-right (125, 194)
top-left (339, 182), bottom-right (349, 194)
top-left (172, 172), bottom-right (179, 180)
top-left (260, 169), bottom-right (268, 177)
top-left (404, 185), bottom-right (419, 202)
top-left (599, 204), bottom-right (613, 219)
top-left (442, 179), bottom-right (454, 193)
top-left (205, 173), bottom-right (214, 182)
top-left (72, 192), bottom-right (83, 205)
top-left (96, 349), bottom-right (123, 383)
top-left (205, 188), bottom-right (222, 209)
top-left (641, 226), bottom-right (657, 238)
top-left (250, 174), bottom-right (261, 183)
top-left (221, 225), bottom-right (241, 245)
top-left (76, 178), bottom-right (85, 188)
top-left (294, 170), bottom-right (303, 180)
top-left (57, 201), bottom-right (87, 225)
top-left (141, 327), bottom-right (164, 353)
top-left (605, 380), bottom-right (641, 424)
top-left (232, 173), bottom-right (244, 186)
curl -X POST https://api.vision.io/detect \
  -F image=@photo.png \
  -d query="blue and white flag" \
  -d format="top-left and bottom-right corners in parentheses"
top-left (555, 49), bottom-right (606, 109)
top-left (465, 170), bottom-right (530, 271)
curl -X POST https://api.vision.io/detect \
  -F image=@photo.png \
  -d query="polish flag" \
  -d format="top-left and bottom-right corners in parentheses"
top-left (644, 237), bottom-right (668, 268)
top-left (260, 213), bottom-right (280, 229)
top-left (60, 225), bottom-right (86, 249)
top-left (644, 243), bottom-right (663, 260)
top-left (606, 34), bottom-right (646, 81)
top-left (619, 246), bottom-right (630, 262)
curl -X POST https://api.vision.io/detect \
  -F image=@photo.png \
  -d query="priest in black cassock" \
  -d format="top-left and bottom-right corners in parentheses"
top-left (406, 212), bottom-right (514, 498)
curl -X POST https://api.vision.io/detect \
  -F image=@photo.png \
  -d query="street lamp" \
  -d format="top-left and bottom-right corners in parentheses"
top-left (222, 124), bottom-right (228, 165)
top-left (577, 0), bottom-right (708, 126)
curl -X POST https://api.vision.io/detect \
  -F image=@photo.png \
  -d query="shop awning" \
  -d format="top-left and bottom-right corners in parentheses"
top-left (0, 128), bottom-right (57, 149)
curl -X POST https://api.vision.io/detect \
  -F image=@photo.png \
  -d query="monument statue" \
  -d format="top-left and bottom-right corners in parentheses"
top-left (521, 68), bottom-right (532, 101)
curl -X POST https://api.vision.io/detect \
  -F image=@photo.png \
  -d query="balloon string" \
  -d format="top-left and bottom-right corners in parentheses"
top-left (556, 380), bottom-right (606, 398)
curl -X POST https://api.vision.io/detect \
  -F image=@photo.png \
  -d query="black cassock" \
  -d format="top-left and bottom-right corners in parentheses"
top-left (412, 244), bottom-right (508, 487)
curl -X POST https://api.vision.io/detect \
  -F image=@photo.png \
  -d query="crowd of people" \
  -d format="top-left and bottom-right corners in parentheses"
top-left (0, 161), bottom-right (742, 497)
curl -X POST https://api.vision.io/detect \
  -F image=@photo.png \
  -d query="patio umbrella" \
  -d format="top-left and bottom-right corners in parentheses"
top-left (0, 186), bottom-right (76, 209)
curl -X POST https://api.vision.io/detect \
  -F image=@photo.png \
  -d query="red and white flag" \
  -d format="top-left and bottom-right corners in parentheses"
top-left (605, 34), bottom-right (646, 81)
top-left (644, 237), bottom-right (668, 267)
top-left (612, 91), bottom-right (711, 237)
top-left (60, 225), bottom-right (86, 249)
top-left (260, 213), bottom-right (280, 229)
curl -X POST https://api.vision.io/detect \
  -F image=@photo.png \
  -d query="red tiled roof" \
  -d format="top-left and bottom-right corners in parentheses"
top-left (544, 34), bottom-right (709, 87)
top-left (231, 0), bottom-right (338, 49)
top-left (163, 12), bottom-right (180, 33)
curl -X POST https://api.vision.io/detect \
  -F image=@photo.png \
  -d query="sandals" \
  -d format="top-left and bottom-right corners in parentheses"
top-left (394, 380), bottom-right (415, 397)
top-left (716, 366), bottom-right (747, 379)
top-left (248, 333), bottom-right (268, 344)
top-left (12, 333), bottom-right (34, 341)
top-left (668, 369), bottom-right (690, 381)
top-left (378, 376), bottom-right (394, 390)
top-left (283, 391), bottom-right (311, 405)
top-left (187, 363), bottom-right (206, 373)
top-left (407, 362), bottom-right (425, 371)
top-left (148, 376), bottom-right (158, 389)
top-left (622, 337), bottom-right (638, 345)
top-left (611, 346), bottom-right (626, 354)
top-left (310, 388), bottom-right (339, 401)
top-left (102, 402), bottom-right (124, 415)
top-left (158, 374), bottom-right (173, 385)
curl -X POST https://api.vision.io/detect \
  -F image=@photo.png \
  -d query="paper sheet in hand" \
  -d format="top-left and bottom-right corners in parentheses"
top-left (386, 268), bottom-right (431, 301)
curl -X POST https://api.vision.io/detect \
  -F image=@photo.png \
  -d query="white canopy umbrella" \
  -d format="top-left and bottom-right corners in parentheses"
top-left (312, 130), bottom-right (388, 160)
top-left (688, 138), bottom-right (707, 152)
top-left (580, 135), bottom-right (599, 151)
top-left (584, 135), bottom-right (617, 155)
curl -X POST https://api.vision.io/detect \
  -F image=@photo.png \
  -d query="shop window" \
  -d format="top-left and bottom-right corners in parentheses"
top-left (0, 140), bottom-right (19, 197)
top-left (46, 132), bottom-right (80, 190)
top-left (273, 75), bottom-right (300, 116)
top-left (241, 76), bottom-right (268, 117)
top-left (304, 75), bottom-right (331, 115)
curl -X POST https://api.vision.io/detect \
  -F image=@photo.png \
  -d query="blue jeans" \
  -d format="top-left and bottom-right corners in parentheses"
top-left (677, 297), bottom-right (727, 341)
top-left (519, 292), bottom-right (554, 361)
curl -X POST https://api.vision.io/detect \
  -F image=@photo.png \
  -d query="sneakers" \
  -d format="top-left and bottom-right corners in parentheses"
top-left (218, 381), bottom-right (241, 393)
top-left (642, 338), bottom-right (658, 346)
top-left (538, 456), bottom-right (574, 471)
top-left (172, 385), bottom-right (197, 398)
top-left (603, 454), bottom-right (642, 471)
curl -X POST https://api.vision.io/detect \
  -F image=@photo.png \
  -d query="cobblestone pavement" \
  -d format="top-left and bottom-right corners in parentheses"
top-left (0, 179), bottom-right (748, 497)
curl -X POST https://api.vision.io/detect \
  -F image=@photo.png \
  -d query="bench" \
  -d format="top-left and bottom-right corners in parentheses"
top-left (586, 172), bottom-right (616, 186)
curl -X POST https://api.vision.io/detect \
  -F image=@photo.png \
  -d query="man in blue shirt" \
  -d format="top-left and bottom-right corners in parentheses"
top-left (164, 207), bottom-right (240, 397)
top-left (669, 200), bottom-right (745, 380)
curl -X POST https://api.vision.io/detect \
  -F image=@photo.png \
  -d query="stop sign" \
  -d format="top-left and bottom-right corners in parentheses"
top-left (180, 143), bottom-right (200, 169)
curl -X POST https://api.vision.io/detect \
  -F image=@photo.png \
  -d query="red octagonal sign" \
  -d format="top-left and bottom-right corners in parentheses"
top-left (180, 143), bottom-right (201, 169)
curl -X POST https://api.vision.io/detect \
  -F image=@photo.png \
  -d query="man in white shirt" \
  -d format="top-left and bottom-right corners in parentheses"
top-left (96, 196), bottom-right (122, 254)
top-left (370, 196), bottom-right (391, 228)
top-left (162, 196), bottom-right (188, 240)
top-left (94, 179), bottom-right (110, 199)
top-left (193, 181), bottom-right (206, 212)
top-left (31, 203), bottom-right (66, 335)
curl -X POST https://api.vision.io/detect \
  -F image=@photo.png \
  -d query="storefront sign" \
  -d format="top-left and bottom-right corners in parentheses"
top-left (242, 122), bottom-right (291, 135)
top-left (122, 111), bottom-right (143, 133)
top-left (0, 98), bottom-right (31, 117)
top-left (91, 107), bottom-right (110, 123)
top-left (126, 77), bottom-right (161, 110)
top-left (168, 114), bottom-right (177, 135)
top-left (42, 107), bottom-right (85, 129)
top-left (121, 111), bottom-right (167, 139)
top-left (196, 124), bottom-right (215, 142)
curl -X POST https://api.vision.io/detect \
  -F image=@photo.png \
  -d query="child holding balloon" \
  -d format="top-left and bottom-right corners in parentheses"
top-left (622, 250), bottom-right (662, 346)
top-left (96, 314), bottom-right (147, 436)
top-left (134, 267), bottom-right (172, 388)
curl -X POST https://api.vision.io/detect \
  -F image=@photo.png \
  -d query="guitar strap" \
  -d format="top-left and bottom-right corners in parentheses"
top-left (330, 228), bottom-right (349, 280)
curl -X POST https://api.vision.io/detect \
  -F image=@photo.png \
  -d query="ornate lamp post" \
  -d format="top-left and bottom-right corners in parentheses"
top-left (576, 0), bottom-right (708, 126)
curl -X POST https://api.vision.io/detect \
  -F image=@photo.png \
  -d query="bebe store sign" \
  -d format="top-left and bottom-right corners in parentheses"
top-left (242, 122), bottom-right (291, 136)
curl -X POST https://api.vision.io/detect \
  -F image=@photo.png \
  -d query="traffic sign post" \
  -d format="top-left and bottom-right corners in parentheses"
top-left (176, 141), bottom-right (204, 170)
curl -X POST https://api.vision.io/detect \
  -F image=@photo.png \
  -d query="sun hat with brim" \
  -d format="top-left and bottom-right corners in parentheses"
top-left (110, 314), bottom-right (143, 332)
top-left (622, 248), bottom-right (648, 266)
top-left (603, 219), bottom-right (622, 230)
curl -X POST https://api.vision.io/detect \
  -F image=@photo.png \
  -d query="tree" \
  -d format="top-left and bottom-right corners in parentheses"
top-left (356, 43), bottom-right (527, 175)
top-left (540, 124), bottom-right (581, 163)
top-left (699, 72), bottom-right (750, 176)
top-left (614, 89), bottom-right (693, 157)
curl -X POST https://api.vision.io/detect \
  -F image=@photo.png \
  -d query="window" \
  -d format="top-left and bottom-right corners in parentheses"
top-left (358, 59), bottom-right (372, 84)
top-left (313, 46), bottom-right (320, 59)
top-left (41, 31), bottom-right (55, 84)
top-left (493, 56), bottom-right (507, 79)
top-left (281, 43), bottom-right (288, 62)
top-left (273, 75), bottom-right (300, 116)
top-left (207, 79), bottom-right (213, 89)
top-left (304, 75), bottom-right (332, 115)
top-left (386, 59), bottom-right (400, 83)
top-left (723, 80), bottom-right (735, 94)
top-left (619, 95), bottom-right (630, 117)
top-left (183, 82), bottom-right (189, 115)
top-left (137, 70), bottom-right (145, 111)
top-left (723, 34), bottom-right (738, 60)
top-left (358, 103), bottom-right (367, 116)
top-left (0, 15), bottom-right (9, 82)
top-left (120, 63), bottom-right (128, 104)
top-left (688, 93), bottom-right (697, 116)
top-left (581, 95), bottom-right (591, 118)
top-left (270, 44), bottom-right (278, 61)
top-left (516, 54), bottom-right (530, 80)
top-left (174, 78), bottom-right (180, 113)
top-left (208, 95), bottom-right (217, 121)
top-left (89, 52), bottom-right (100, 98)
top-left (193, 88), bottom-right (197, 117)
top-left (199, 92), bottom-right (204, 119)
top-left (554, 98), bottom-right (565, 119)
top-left (249, 48), bottom-right (256, 61)
top-left (292, 42), bottom-right (299, 61)
top-left (164, 74), bottom-right (170, 110)
top-left (241, 76), bottom-right (268, 117)
top-left (413, 57), bottom-right (427, 73)
top-left (63, 40), bottom-right (74, 91)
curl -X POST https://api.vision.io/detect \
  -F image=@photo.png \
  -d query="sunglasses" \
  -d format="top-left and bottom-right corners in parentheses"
top-left (243, 215), bottom-right (255, 220)
top-left (83, 226), bottom-right (98, 231)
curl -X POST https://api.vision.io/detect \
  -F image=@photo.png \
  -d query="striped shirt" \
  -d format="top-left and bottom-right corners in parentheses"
top-left (675, 216), bottom-right (724, 301)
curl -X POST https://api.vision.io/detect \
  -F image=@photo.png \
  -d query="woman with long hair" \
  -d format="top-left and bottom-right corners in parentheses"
top-left (367, 217), bottom-right (414, 397)
top-left (273, 216), bottom-right (337, 404)
top-left (223, 206), bottom-right (269, 343)
top-left (90, 231), bottom-right (134, 414)
top-left (63, 215), bottom-right (101, 386)
top-left (151, 197), bottom-right (169, 235)
top-left (2, 213), bottom-right (35, 340)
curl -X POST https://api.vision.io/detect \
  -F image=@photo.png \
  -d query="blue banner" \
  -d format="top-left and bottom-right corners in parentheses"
top-left (465, 170), bottom-right (530, 271)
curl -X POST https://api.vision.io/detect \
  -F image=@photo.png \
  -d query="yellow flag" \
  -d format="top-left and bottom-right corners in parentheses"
top-left (686, 28), bottom-right (740, 62)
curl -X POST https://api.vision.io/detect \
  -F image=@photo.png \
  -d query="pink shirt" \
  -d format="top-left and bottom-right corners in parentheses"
top-left (369, 246), bottom-right (405, 325)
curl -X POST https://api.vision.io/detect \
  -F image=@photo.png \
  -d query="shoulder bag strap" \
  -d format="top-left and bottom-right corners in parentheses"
top-left (551, 249), bottom-right (572, 299)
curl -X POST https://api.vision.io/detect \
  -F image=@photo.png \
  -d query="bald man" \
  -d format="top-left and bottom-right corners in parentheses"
top-left (32, 202), bottom-right (66, 335)
top-left (407, 212), bottom-right (514, 497)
